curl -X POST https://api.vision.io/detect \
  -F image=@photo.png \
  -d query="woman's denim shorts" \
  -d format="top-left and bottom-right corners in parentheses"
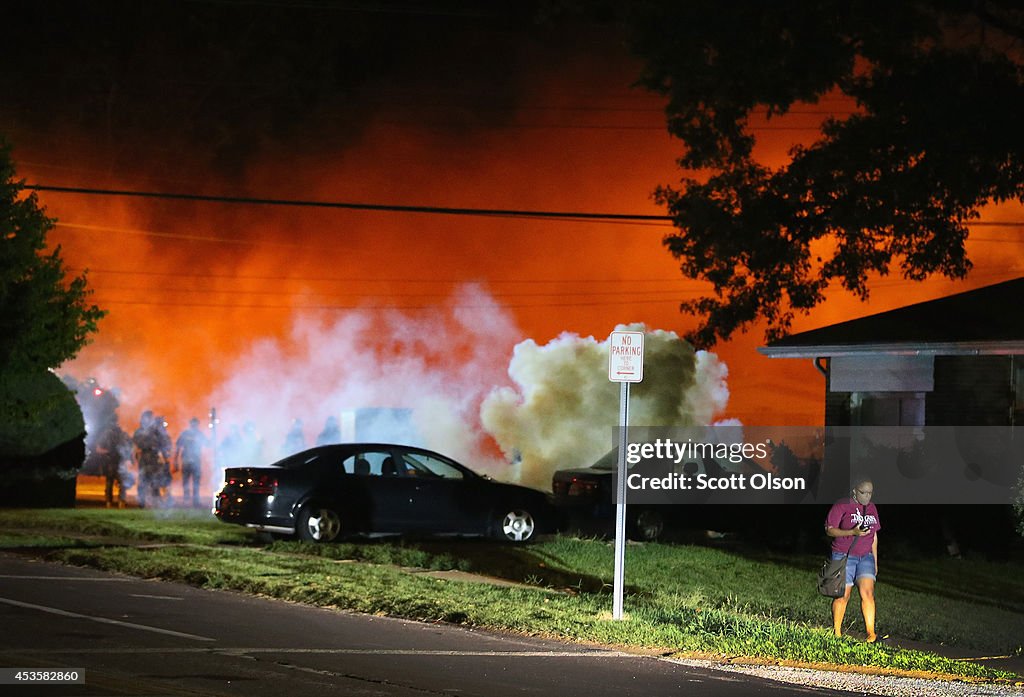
top-left (830, 552), bottom-right (876, 585)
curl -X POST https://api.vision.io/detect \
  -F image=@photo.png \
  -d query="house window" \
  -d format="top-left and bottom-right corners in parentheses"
top-left (852, 392), bottom-right (926, 426)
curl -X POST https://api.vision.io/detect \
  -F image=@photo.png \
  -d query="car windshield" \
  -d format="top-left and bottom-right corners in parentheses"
top-left (590, 449), bottom-right (620, 471)
top-left (401, 451), bottom-right (468, 480)
top-left (588, 449), bottom-right (737, 475)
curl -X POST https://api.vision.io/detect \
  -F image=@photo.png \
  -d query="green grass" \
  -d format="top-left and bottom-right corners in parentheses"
top-left (0, 508), bottom-right (1021, 683)
top-left (0, 508), bottom-right (254, 545)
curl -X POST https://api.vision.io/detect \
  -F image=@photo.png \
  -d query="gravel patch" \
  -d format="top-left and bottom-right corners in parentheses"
top-left (668, 658), bottom-right (1024, 696)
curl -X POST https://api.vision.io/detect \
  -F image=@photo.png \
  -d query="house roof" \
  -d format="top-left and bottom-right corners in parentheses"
top-left (759, 277), bottom-right (1024, 358)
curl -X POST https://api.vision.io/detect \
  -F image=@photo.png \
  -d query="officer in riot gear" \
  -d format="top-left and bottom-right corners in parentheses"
top-left (281, 418), bottom-right (305, 456)
top-left (174, 417), bottom-right (208, 507)
top-left (96, 422), bottom-right (133, 508)
top-left (133, 410), bottom-right (171, 507)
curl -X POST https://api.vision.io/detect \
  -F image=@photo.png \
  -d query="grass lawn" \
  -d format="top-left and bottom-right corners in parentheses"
top-left (0, 508), bottom-right (1021, 683)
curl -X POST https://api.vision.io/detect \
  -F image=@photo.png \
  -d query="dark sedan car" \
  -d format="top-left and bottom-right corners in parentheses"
top-left (214, 443), bottom-right (551, 544)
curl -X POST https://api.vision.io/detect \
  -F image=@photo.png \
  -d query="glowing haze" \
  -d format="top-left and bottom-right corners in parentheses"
top-left (10, 16), bottom-right (1023, 498)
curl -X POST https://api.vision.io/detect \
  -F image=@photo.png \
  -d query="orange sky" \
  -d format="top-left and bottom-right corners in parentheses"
top-left (15, 42), bottom-right (1024, 462)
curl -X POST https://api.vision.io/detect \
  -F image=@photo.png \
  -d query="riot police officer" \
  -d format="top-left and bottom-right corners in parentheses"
top-left (174, 417), bottom-right (208, 507)
top-left (133, 410), bottom-right (171, 508)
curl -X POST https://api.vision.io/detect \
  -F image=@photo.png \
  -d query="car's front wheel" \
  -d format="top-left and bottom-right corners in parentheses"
top-left (297, 504), bottom-right (342, 543)
top-left (628, 508), bottom-right (665, 542)
top-left (495, 508), bottom-right (536, 543)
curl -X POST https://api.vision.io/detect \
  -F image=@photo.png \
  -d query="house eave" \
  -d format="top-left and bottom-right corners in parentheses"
top-left (758, 341), bottom-right (1024, 359)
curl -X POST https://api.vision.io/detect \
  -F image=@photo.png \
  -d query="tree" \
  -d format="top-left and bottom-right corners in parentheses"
top-left (618, 1), bottom-right (1024, 346)
top-left (0, 141), bottom-right (104, 505)
top-left (0, 140), bottom-right (105, 372)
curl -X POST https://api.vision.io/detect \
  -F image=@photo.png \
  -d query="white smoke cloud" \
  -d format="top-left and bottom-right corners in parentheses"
top-left (479, 324), bottom-right (731, 489)
top-left (209, 283), bottom-right (520, 473)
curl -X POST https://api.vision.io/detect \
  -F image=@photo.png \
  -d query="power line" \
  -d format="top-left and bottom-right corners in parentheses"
top-left (106, 271), bottom-right (1023, 295)
top-left (183, 0), bottom-right (500, 16)
top-left (51, 213), bottom-right (671, 250)
top-left (72, 267), bottom-right (1024, 306)
top-left (93, 297), bottom-right (687, 311)
top-left (28, 185), bottom-right (671, 223)
top-left (34, 186), bottom-right (1024, 229)
top-left (90, 274), bottom-right (1024, 313)
top-left (51, 217), bottom-right (1024, 252)
top-left (82, 266), bottom-right (1022, 286)
top-left (54, 222), bottom-right (312, 247)
top-left (69, 267), bottom-right (690, 284)
top-left (92, 286), bottom-right (698, 300)
top-left (372, 119), bottom-right (833, 133)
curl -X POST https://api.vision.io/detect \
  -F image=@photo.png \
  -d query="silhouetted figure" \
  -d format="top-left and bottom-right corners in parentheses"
top-left (133, 410), bottom-right (171, 508)
top-left (281, 419), bottom-right (305, 456)
top-left (316, 415), bottom-right (342, 446)
top-left (96, 422), bottom-right (132, 508)
top-left (240, 421), bottom-right (264, 464)
top-left (174, 417), bottom-right (208, 507)
top-left (216, 424), bottom-right (244, 490)
top-left (153, 415), bottom-right (173, 495)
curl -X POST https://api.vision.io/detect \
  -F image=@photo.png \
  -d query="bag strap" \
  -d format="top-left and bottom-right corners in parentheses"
top-left (833, 504), bottom-right (860, 559)
top-left (841, 505), bottom-right (862, 558)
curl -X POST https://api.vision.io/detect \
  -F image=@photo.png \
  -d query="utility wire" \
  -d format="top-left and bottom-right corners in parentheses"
top-left (27, 185), bottom-right (671, 222)
top-left (70, 265), bottom-right (1022, 289)
top-left (93, 297), bottom-right (686, 311)
top-left (54, 222), bottom-right (314, 247)
top-left (68, 267), bottom-right (689, 284)
top-left (51, 217), bottom-right (1024, 254)
top-left (92, 286), bottom-right (698, 299)
top-left (34, 186), bottom-right (1024, 229)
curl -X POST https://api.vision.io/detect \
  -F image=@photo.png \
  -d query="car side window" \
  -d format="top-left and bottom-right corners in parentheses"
top-left (401, 452), bottom-right (464, 480)
top-left (343, 450), bottom-right (399, 477)
top-left (341, 454), bottom-right (364, 475)
top-left (338, 454), bottom-right (353, 475)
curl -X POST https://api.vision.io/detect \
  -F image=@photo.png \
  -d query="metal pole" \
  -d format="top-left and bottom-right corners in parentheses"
top-left (209, 407), bottom-right (218, 472)
top-left (612, 381), bottom-right (629, 620)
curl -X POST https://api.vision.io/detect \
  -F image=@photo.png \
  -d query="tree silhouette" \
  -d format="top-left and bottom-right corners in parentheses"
top-left (620, 1), bottom-right (1024, 345)
top-left (0, 141), bottom-right (106, 372)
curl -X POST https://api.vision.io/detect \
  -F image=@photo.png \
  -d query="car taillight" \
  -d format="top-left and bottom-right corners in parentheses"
top-left (567, 478), bottom-right (598, 497)
top-left (231, 473), bottom-right (278, 495)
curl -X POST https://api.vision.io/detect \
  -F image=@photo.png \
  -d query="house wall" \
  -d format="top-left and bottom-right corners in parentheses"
top-left (927, 356), bottom-right (1013, 426)
top-left (824, 373), bottom-right (849, 425)
top-left (823, 355), bottom-right (1016, 427)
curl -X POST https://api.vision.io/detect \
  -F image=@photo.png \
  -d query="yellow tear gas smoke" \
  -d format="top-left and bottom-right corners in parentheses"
top-left (480, 324), bottom-right (730, 490)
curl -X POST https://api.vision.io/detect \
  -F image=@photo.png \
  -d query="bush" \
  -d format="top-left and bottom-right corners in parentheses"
top-left (0, 369), bottom-right (84, 507)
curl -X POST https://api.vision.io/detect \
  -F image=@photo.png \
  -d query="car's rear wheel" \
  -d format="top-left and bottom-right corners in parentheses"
top-left (495, 508), bottom-right (536, 543)
top-left (628, 508), bottom-right (665, 542)
top-left (297, 504), bottom-right (342, 543)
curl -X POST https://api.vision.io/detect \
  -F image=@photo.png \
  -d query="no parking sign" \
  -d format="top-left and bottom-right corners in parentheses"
top-left (608, 330), bottom-right (644, 620)
top-left (608, 331), bottom-right (644, 382)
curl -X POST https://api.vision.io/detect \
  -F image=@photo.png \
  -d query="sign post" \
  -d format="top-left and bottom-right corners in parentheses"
top-left (607, 330), bottom-right (644, 620)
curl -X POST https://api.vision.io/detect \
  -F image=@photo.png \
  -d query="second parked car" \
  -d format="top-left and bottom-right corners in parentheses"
top-left (552, 448), bottom-right (813, 542)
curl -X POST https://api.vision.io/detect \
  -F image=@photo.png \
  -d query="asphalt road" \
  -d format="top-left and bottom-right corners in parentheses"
top-left (0, 552), bottom-right (861, 696)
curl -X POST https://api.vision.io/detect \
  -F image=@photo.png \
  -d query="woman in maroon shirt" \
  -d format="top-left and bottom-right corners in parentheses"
top-left (825, 477), bottom-right (881, 642)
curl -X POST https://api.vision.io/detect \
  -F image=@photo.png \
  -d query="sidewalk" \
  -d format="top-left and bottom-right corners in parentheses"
top-left (882, 635), bottom-right (1024, 680)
